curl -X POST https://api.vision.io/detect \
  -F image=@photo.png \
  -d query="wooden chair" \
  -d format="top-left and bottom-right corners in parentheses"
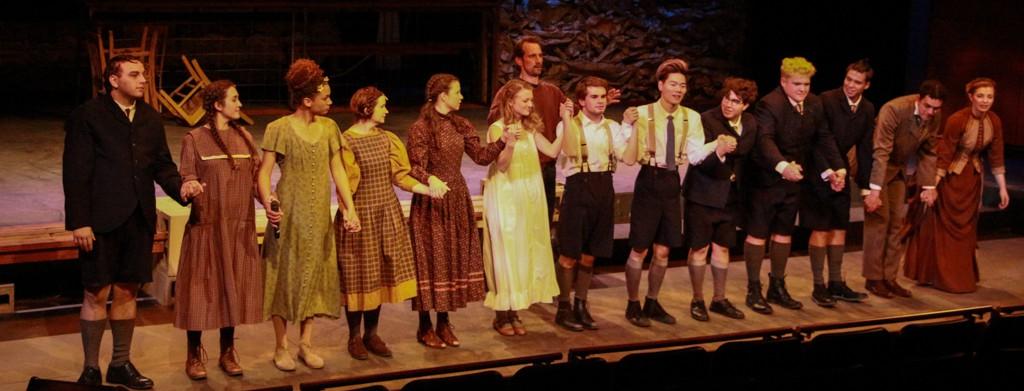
top-left (158, 55), bottom-right (254, 126)
top-left (91, 26), bottom-right (165, 111)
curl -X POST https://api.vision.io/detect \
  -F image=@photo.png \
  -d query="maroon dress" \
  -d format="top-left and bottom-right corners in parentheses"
top-left (407, 111), bottom-right (504, 311)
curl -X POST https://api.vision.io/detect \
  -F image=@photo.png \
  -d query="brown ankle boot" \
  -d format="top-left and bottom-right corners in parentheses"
top-left (219, 346), bottom-right (243, 376)
top-left (185, 345), bottom-right (207, 380)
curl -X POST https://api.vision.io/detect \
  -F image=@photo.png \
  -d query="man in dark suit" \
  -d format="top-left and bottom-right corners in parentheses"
top-left (64, 54), bottom-right (195, 389)
top-left (683, 77), bottom-right (759, 322)
top-left (744, 57), bottom-right (845, 314)
top-left (800, 59), bottom-right (876, 307)
top-left (861, 80), bottom-right (945, 298)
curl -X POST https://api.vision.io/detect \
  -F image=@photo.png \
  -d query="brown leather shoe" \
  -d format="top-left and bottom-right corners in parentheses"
top-left (865, 279), bottom-right (893, 298)
top-left (417, 327), bottom-right (446, 349)
top-left (885, 280), bottom-right (912, 297)
top-left (363, 334), bottom-right (392, 358)
top-left (510, 313), bottom-right (527, 336)
top-left (493, 313), bottom-right (515, 336)
top-left (185, 345), bottom-right (208, 380)
top-left (347, 336), bottom-right (369, 360)
top-left (436, 322), bottom-right (460, 347)
top-left (218, 346), bottom-right (243, 376)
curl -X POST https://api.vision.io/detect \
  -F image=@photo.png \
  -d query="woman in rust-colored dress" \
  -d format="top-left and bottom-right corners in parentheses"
top-left (407, 74), bottom-right (506, 349)
top-left (175, 80), bottom-right (262, 380)
top-left (905, 77), bottom-right (1010, 293)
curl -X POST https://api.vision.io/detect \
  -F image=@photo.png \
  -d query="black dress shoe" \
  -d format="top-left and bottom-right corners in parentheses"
top-left (766, 274), bottom-right (803, 310)
top-left (812, 283), bottom-right (837, 308)
top-left (690, 299), bottom-right (709, 321)
top-left (642, 297), bottom-right (676, 324)
top-left (106, 361), bottom-right (154, 390)
top-left (77, 366), bottom-right (102, 386)
top-left (828, 280), bottom-right (868, 302)
top-left (625, 300), bottom-right (651, 327)
top-left (573, 297), bottom-right (599, 330)
top-left (745, 281), bottom-right (774, 315)
top-left (555, 300), bottom-right (584, 332)
top-left (710, 299), bottom-right (745, 319)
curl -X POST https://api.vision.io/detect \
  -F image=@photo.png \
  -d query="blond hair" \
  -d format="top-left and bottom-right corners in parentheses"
top-left (497, 79), bottom-right (543, 133)
top-left (780, 57), bottom-right (816, 78)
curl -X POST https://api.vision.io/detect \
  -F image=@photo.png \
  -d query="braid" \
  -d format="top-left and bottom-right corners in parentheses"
top-left (200, 79), bottom-right (240, 169)
top-left (419, 73), bottom-right (459, 149)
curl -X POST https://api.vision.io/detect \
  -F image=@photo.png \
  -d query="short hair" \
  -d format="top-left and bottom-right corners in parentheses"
top-left (103, 54), bottom-right (143, 91)
top-left (846, 58), bottom-right (874, 82)
top-left (780, 57), bottom-right (816, 78)
top-left (284, 59), bottom-right (327, 109)
top-left (655, 58), bottom-right (689, 82)
top-left (514, 36), bottom-right (542, 59)
top-left (350, 86), bottom-right (385, 121)
top-left (574, 76), bottom-right (610, 102)
top-left (918, 79), bottom-right (947, 101)
top-left (718, 77), bottom-right (759, 105)
top-left (965, 77), bottom-right (996, 95)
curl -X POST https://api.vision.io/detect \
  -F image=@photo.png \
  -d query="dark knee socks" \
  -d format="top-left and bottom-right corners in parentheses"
top-left (109, 319), bottom-right (134, 366)
top-left (769, 241), bottom-right (791, 278)
top-left (809, 245), bottom-right (827, 284)
top-left (744, 242), bottom-right (766, 283)
top-left (80, 319), bottom-right (106, 369)
top-left (575, 265), bottom-right (593, 301)
top-left (827, 245), bottom-right (845, 282)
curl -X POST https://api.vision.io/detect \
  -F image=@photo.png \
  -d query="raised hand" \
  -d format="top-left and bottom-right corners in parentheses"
top-left (607, 88), bottom-right (623, 105)
top-left (622, 106), bottom-right (639, 125)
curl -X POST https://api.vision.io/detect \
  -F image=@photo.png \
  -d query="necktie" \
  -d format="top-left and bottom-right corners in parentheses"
top-left (796, 102), bottom-right (804, 115)
top-left (125, 108), bottom-right (132, 122)
top-left (850, 104), bottom-right (858, 113)
top-left (665, 115), bottom-right (676, 171)
top-left (731, 122), bottom-right (740, 135)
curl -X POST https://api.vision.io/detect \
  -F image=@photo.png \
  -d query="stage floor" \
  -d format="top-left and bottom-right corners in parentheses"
top-left (1, 237), bottom-right (1022, 391)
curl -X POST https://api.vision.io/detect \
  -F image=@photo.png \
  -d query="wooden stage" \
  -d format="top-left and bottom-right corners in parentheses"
top-left (1, 237), bottom-right (1022, 390)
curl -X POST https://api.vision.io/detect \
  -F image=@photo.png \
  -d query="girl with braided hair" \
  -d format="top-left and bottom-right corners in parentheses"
top-left (258, 59), bottom-right (359, 371)
top-left (175, 80), bottom-right (262, 379)
top-left (407, 74), bottom-right (507, 348)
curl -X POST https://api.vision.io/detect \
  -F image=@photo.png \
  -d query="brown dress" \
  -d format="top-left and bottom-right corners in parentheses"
top-left (406, 112), bottom-right (504, 311)
top-left (174, 126), bottom-right (263, 330)
top-left (905, 108), bottom-right (1006, 293)
top-left (336, 129), bottom-right (420, 311)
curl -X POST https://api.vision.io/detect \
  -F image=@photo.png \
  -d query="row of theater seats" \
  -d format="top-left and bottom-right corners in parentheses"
top-left (26, 307), bottom-right (1023, 391)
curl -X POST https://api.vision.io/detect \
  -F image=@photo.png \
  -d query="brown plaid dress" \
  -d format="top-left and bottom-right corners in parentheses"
top-left (337, 130), bottom-right (418, 311)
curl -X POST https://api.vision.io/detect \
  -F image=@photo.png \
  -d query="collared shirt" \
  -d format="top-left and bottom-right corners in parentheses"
top-left (868, 99), bottom-right (935, 191)
top-left (556, 114), bottom-right (631, 177)
top-left (643, 101), bottom-right (716, 168)
top-left (115, 100), bottom-right (137, 122)
top-left (847, 94), bottom-right (862, 110)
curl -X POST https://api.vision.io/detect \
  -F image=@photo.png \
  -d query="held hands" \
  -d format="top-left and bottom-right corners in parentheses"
top-left (864, 190), bottom-right (882, 212)
top-left (919, 188), bottom-right (938, 207)
top-left (715, 135), bottom-right (737, 156)
top-left (781, 162), bottom-right (803, 182)
top-left (502, 125), bottom-right (522, 145)
top-left (180, 180), bottom-right (205, 200)
top-left (622, 107), bottom-right (639, 125)
top-left (72, 226), bottom-right (96, 252)
top-left (264, 195), bottom-right (283, 225)
top-left (829, 169), bottom-right (847, 192)
top-left (427, 175), bottom-right (450, 199)
top-left (560, 98), bottom-right (575, 119)
top-left (342, 208), bottom-right (361, 233)
top-left (607, 88), bottom-right (623, 105)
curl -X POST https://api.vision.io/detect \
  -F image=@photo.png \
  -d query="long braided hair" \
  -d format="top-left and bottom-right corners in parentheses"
top-left (200, 80), bottom-right (256, 170)
top-left (419, 73), bottom-right (460, 148)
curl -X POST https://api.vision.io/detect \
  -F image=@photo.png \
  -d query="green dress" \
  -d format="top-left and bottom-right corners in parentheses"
top-left (261, 115), bottom-right (342, 321)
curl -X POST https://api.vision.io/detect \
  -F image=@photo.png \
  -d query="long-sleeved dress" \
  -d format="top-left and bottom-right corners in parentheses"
top-left (262, 116), bottom-right (342, 321)
top-left (482, 121), bottom-right (559, 311)
top-left (175, 126), bottom-right (263, 330)
top-left (407, 112), bottom-right (504, 312)
top-left (905, 108), bottom-right (1006, 293)
top-left (336, 128), bottom-right (420, 311)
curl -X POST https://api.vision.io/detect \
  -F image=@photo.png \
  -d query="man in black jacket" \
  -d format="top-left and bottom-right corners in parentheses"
top-left (744, 57), bottom-right (845, 314)
top-left (800, 59), bottom-right (876, 307)
top-left (64, 54), bottom-right (195, 389)
top-left (683, 77), bottom-right (759, 322)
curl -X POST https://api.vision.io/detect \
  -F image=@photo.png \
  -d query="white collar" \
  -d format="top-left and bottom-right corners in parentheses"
top-left (846, 94), bottom-right (862, 107)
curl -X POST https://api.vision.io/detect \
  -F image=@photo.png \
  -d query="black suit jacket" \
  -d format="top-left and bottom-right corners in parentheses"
top-left (816, 88), bottom-right (876, 190)
top-left (684, 109), bottom-right (758, 209)
top-left (63, 94), bottom-right (184, 233)
top-left (751, 87), bottom-right (843, 190)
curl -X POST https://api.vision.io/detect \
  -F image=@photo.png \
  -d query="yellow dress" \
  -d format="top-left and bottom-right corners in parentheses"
top-left (482, 120), bottom-right (559, 310)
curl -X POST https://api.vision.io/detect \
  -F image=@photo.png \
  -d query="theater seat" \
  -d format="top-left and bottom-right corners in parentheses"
top-left (612, 346), bottom-right (709, 391)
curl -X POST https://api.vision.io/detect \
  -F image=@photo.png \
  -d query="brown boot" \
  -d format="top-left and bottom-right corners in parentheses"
top-left (865, 279), bottom-right (893, 298)
top-left (436, 322), bottom-right (460, 347)
top-left (416, 327), bottom-right (446, 349)
top-left (185, 345), bottom-right (207, 380)
top-left (347, 335), bottom-right (369, 360)
top-left (218, 346), bottom-right (243, 376)
top-left (363, 334), bottom-right (392, 357)
top-left (885, 280), bottom-right (912, 297)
